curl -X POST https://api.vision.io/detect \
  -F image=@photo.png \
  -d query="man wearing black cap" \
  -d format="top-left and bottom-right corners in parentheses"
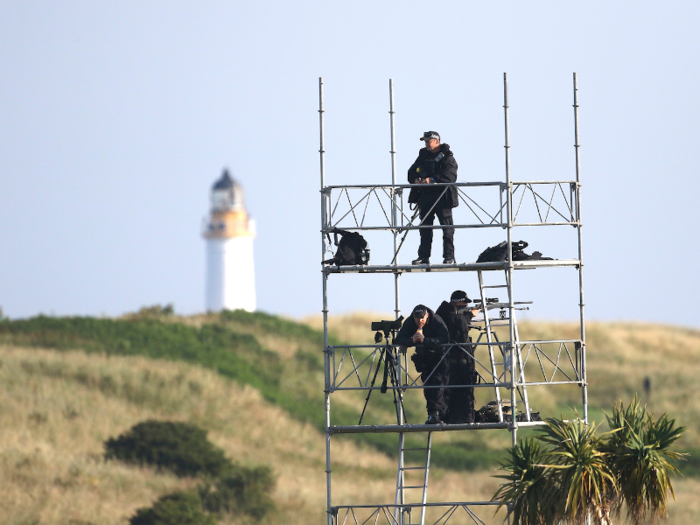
top-left (436, 290), bottom-right (479, 423)
top-left (395, 304), bottom-right (450, 424)
top-left (408, 131), bottom-right (459, 265)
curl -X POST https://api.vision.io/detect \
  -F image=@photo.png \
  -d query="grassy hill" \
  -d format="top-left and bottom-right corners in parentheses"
top-left (0, 309), bottom-right (698, 524)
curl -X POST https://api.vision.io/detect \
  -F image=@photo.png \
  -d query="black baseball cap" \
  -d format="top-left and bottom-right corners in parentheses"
top-left (412, 304), bottom-right (428, 318)
top-left (420, 131), bottom-right (440, 141)
top-left (450, 290), bottom-right (470, 303)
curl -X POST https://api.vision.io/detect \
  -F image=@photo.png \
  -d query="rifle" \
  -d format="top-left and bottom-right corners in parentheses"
top-left (471, 298), bottom-right (533, 320)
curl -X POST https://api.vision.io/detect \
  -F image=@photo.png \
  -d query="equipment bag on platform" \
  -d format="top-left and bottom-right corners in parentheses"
top-left (323, 228), bottom-right (370, 266)
top-left (476, 240), bottom-right (552, 263)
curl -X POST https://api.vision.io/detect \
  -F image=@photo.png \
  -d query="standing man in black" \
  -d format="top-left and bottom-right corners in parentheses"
top-left (408, 131), bottom-right (459, 265)
top-left (436, 290), bottom-right (479, 423)
top-left (395, 304), bottom-right (450, 424)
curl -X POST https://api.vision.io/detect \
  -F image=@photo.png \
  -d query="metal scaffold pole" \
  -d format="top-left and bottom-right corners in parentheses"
top-left (389, 79), bottom-right (401, 320)
top-left (388, 79), bottom-right (408, 525)
top-left (503, 72), bottom-right (518, 447)
top-left (319, 77), bottom-right (333, 525)
top-left (573, 72), bottom-right (588, 425)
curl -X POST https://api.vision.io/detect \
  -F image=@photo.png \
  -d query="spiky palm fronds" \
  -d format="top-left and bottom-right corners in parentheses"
top-left (492, 437), bottom-right (557, 525)
top-left (604, 396), bottom-right (646, 451)
top-left (604, 397), bottom-right (686, 525)
top-left (492, 400), bottom-right (686, 525)
top-left (536, 417), bottom-right (617, 525)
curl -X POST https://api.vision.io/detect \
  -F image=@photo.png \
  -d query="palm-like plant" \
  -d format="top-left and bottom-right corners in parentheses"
top-left (537, 417), bottom-right (617, 525)
top-left (492, 400), bottom-right (686, 525)
top-left (603, 397), bottom-right (686, 525)
top-left (492, 436), bottom-right (557, 525)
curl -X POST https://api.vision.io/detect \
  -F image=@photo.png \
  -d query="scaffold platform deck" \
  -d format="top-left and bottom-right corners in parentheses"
top-left (324, 259), bottom-right (581, 274)
top-left (329, 420), bottom-right (548, 434)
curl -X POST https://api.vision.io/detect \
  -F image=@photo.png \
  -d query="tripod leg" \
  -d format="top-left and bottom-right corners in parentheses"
top-left (387, 348), bottom-right (408, 425)
top-left (358, 348), bottom-right (385, 425)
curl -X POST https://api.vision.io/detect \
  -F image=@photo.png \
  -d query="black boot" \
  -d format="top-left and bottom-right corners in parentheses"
top-left (425, 410), bottom-right (444, 425)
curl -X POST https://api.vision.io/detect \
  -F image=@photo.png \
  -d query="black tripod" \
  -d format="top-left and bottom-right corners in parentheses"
top-left (358, 327), bottom-right (407, 426)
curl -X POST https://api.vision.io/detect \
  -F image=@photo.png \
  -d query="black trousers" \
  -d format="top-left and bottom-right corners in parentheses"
top-left (421, 356), bottom-right (449, 416)
top-left (446, 350), bottom-right (475, 424)
top-left (418, 204), bottom-right (454, 260)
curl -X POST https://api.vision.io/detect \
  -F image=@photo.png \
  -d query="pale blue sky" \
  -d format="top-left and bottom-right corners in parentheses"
top-left (1, 2), bottom-right (699, 327)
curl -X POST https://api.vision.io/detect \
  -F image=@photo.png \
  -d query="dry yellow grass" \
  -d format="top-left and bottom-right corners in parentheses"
top-left (0, 345), bottom-right (504, 524)
top-left (518, 320), bottom-right (700, 448)
top-left (0, 345), bottom-right (369, 524)
top-left (3, 312), bottom-right (699, 524)
top-left (302, 311), bottom-right (393, 346)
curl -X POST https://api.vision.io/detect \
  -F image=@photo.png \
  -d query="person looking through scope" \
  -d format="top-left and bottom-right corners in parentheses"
top-left (436, 290), bottom-right (480, 424)
top-left (408, 131), bottom-right (459, 265)
top-left (395, 304), bottom-right (449, 425)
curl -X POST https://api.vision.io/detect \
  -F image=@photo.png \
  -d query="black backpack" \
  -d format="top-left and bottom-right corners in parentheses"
top-left (476, 240), bottom-right (552, 263)
top-left (474, 401), bottom-right (542, 423)
top-left (323, 228), bottom-right (370, 266)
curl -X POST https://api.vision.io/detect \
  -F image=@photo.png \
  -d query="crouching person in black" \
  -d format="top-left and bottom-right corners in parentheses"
top-left (436, 290), bottom-right (479, 424)
top-left (396, 304), bottom-right (450, 424)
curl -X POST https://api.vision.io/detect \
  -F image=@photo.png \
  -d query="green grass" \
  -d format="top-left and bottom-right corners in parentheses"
top-left (0, 311), bottom-right (694, 477)
top-left (0, 314), bottom-right (328, 431)
top-left (0, 315), bottom-right (282, 395)
top-left (677, 448), bottom-right (700, 477)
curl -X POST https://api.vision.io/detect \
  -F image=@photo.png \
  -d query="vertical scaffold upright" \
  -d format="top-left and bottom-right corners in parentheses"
top-left (320, 74), bottom-right (587, 525)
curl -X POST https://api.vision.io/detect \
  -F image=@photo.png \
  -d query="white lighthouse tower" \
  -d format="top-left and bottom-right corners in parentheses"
top-left (203, 169), bottom-right (256, 312)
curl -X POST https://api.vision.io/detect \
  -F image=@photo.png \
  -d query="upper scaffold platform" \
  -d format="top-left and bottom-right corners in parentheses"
top-left (321, 179), bottom-right (581, 271)
top-left (322, 181), bottom-right (580, 231)
top-left (325, 258), bottom-right (580, 274)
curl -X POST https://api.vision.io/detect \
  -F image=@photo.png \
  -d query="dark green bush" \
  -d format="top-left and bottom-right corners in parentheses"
top-left (130, 491), bottom-right (215, 525)
top-left (199, 465), bottom-right (276, 520)
top-left (105, 420), bottom-right (232, 478)
top-left (128, 304), bottom-right (175, 320)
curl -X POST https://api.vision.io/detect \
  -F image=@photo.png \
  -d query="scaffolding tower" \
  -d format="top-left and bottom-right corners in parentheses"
top-left (319, 74), bottom-right (587, 525)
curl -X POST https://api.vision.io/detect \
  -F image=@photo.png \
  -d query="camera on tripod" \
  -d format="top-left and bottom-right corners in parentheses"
top-left (371, 316), bottom-right (404, 343)
top-left (358, 316), bottom-right (407, 425)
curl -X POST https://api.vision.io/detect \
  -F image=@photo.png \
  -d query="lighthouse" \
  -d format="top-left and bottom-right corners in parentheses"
top-left (203, 169), bottom-right (256, 312)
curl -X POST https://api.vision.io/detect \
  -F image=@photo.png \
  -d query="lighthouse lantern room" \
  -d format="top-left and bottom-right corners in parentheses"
top-left (203, 169), bottom-right (256, 312)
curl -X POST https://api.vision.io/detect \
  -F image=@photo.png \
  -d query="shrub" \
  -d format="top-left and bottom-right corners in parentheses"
top-left (130, 491), bottom-right (215, 525)
top-left (492, 399), bottom-right (686, 525)
top-left (200, 465), bottom-right (276, 520)
top-left (603, 396), bottom-right (686, 524)
top-left (129, 304), bottom-right (175, 321)
top-left (105, 420), bottom-right (232, 478)
top-left (492, 437), bottom-right (556, 525)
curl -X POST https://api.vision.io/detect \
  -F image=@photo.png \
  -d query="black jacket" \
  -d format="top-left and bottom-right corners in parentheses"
top-left (435, 301), bottom-right (474, 344)
top-left (407, 143), bottom-right (459, 209)
top-left (395, 308), bottom-right (449, 351)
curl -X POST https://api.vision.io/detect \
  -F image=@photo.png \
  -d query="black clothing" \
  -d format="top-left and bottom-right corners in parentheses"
top-left (435, 301), bottom-right (476, 424)
top-left (396, 308), bottom-right (450, 417)
top-left (418, 205), bottom-right (454, 261)
top-left (407, 144), bottom-right (459, 208)
top-left (407, 144), bottom-right (459, 260)
top-left (395, 307), bottom-right (449, 351)
top-left (435, 301), bottom-right (473, 344)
